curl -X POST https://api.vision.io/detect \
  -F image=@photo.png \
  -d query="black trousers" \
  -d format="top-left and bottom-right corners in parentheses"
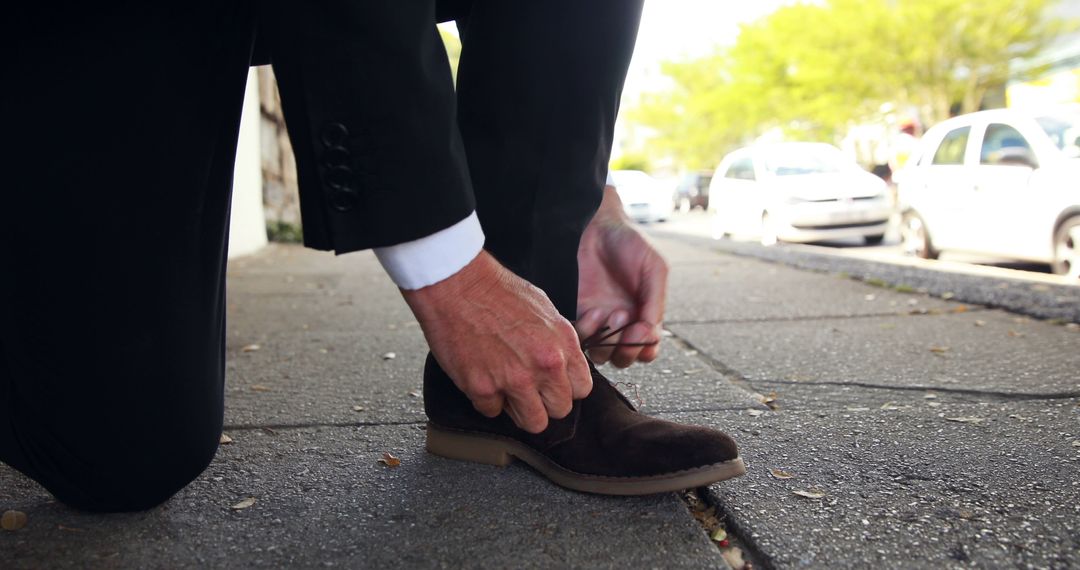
top-left (2, 2), bottom-right (641, 512)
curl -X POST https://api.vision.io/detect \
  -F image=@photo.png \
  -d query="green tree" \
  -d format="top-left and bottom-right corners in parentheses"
top-left (632, 0), bottom-right (1072, 170)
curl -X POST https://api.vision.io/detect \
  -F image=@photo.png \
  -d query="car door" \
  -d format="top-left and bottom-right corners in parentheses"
top-left (969, 122), bottom-right (1043, 259)
top-left (918, 124), bottom-right (977, 250)
top-left (714, 153), bottom-right (759, 236)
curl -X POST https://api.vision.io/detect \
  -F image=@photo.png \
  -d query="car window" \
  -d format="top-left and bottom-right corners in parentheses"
top-left (980, 123), bottom-right (1035, 166)
top-left (931, 127), bottom-right (970, 165)
top-left (1036, 115), bottom-right (1080, 153)
top-left (725, 157), bottom-right (756, 181)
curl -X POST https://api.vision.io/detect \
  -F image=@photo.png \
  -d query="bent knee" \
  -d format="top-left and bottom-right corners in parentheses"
top-left (27, 427), bottom-right (220, 513)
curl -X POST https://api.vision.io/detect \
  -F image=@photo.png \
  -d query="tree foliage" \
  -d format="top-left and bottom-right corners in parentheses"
top-left (632, 0), bottom-right (1072, 170)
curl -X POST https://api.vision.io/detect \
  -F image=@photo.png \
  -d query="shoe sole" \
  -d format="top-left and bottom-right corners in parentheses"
top-left (425, 422), bottom-right (746, 496)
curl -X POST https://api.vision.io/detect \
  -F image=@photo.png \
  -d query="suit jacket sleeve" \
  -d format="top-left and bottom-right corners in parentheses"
top-left (258, 1), bottom-right (475, 254)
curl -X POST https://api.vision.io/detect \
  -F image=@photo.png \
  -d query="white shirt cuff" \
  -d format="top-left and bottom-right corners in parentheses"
top-left (373, 211), bottom-right (485, 290)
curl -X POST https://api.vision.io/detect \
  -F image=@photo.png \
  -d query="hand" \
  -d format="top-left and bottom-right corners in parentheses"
top-left (402, 251), bottom-right (592, 434)
top-left (576, 185), bottom-right (668, 368)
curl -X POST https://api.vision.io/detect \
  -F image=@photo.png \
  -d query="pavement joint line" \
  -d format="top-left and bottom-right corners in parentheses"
top-left (665, 307), bottom-right (989, 326)
top-left (221, 420), bottom-right (426, 431)
top-left (699, 485), bottom-right (778, 570)
top-left (761, 379), bottom-right (1080, 402)
top-left (664, 330), bottom-right (769, 404)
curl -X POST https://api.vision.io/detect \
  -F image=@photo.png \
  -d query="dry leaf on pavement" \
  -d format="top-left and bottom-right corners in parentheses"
top-left (241, 344), bottom-right (260, 352)
top-left (352, 405), bottom-right (365, 412)
top-left (721, 546), bottom-right (747, 569)
top-left (250, 384), bottom-right (271, 392)
top-left (1, 510), bottom-right (28, 531)
top-left (770, 469), bottom-right (795, 479)
top-left (710, 528), bottom-right (728, 542)
top-left (378, 452), bottom-right (401, 467)
top-left (231, 497), bottom-right (256, 510)
top-left (945, 417), bottom-right (984, 424)
top-left (382, 352), bottom-right (396, 360)
top-left (746, 409), bottom-right (765, 417)
top-left (219, 434), bottom-right (234, 445)
top-left (793, 488), bottom-right (827, 499)
top-left (929, 346), bottom-right (950, 354)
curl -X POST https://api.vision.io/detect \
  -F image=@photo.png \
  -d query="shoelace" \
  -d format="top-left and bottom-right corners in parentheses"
top-left (579, 322), bottom-right (661, 351)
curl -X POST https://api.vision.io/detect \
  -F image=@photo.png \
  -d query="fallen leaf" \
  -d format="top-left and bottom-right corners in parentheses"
top-left (845, 406), bottom-right (870, 412)
top-left (721, 546), bottom-right (746, 570)
top-left (974, 320), bottom-right (987, 327)
top-left (1, 510), bottom-right (27, 531)
top-left (382, 352), bottom-right (396, 360)
top-left (57, 524), bottom-right (85, 533)
top-left (927, 402), bottom-right (942, 408)
top-left (770, 469), bottom-right (795, 480)
top-left (711, 528), bottom-right (728, 542)
top-left (945, 417), bottom-right (984, 424)
top-left (793, 488), bottom-right (827, 499)
top-left (378, 452), bottom-right (401, 467)
top-left (1071, 440), bottom-right (1080, 447)
top-left (880, 402), bottom-right (901, 411)
top-left (219, 434), bottom-right (234, 445)
top-left (1007, 330), bottom-right (1025, 338)
top-left (746, 409), bottom-right (765, 417)
top-left (924, 392), bottom-right (938, 399)
top-left (408, 391), bottom-right (421, 398)
top-left (231, 497), bottom-right (256, 510)
top-left (941, 292), bottom-right (956, 300)
top-left (352, 405), bottom-right (365, 412)
top-left (241, 344), bottom-right (260, 353)
top-left (951, 305), bottom-right (969, 314)
top-left (249, 384), bottom-right (271, 392)
top-left (318, 348), bottom-right (329, 354)
top-left (864, 294), bottom-right (876, 301)
top-left (929, 346), bottom-right (950, 355)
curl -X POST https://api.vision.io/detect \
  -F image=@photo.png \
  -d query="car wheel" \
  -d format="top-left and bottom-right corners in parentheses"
top-left (1051, 216), bottom-right (1080, 279)
top-left (677, 197), bottom-right (691, 213)
top-left (863, 234), bottom-right (885, 246)
top-left (760, 212), bottom-right (779, 247)
top-left (900, 211), bottom-right (937, 259)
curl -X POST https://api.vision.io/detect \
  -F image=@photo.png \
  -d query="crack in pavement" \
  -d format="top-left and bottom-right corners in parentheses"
top-left (759, 379), bottom-right (1080, 402)
top-left (222, 419), bottom-right (426, 431)
top-left (665, 306), bottom-right (987, 326)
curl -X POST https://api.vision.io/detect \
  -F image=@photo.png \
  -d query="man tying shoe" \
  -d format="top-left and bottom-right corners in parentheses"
top-left (3, 1), bottom-right (743, 512)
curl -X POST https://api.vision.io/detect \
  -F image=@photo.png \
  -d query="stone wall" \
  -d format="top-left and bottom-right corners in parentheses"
top-left (256, 66), bottom-right (301, 227)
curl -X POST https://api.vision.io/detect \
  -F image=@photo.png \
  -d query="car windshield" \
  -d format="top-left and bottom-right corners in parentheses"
top-left (762, 146), bottom-right (845, 176)
top-left (1036, 115), bottom-right (1080, 153)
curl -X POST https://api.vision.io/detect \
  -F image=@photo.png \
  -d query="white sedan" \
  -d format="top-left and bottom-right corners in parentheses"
top-left (610, 170), bottom-right (675, 223)
top-left (708, 142), bottom-right (892, 245)
top-left (895, 109), bottom-right (1080, 279)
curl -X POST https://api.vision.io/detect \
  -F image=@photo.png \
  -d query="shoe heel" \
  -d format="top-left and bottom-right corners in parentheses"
top-left (426, 424), bottom-right (513, 467)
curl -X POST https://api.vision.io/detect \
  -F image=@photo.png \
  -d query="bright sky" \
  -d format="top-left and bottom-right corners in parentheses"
top-left (624, 0), bottom-right (790, 100)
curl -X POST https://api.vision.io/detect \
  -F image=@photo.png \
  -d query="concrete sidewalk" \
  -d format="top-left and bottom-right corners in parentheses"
top-left (2, 235), bottom-right (1078, 568)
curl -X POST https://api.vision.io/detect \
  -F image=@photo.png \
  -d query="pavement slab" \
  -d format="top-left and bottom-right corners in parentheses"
top-left (1, 425), bottom-right (727, 569)
top-left (665, 399), bottom-right (1080, 569)
top-left (655, 239), bottom-right (960, 324)
top-left (669, 310), bottom-right (1080, 397)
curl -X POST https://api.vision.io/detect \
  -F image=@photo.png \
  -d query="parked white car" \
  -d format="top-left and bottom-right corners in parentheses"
top-left (708, 142), bottom-right (892, 245)
top-left (610, 170), bottom-right (675, 223)
top-left (895, 109), bottom-right (1080, 279)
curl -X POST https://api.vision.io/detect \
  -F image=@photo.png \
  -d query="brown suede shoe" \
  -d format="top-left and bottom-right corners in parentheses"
top-left (423, 354), bottom-right (745, 495)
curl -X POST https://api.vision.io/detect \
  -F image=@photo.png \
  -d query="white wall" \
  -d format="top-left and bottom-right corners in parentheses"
top-left (228, 68), bottom-right (268, 259)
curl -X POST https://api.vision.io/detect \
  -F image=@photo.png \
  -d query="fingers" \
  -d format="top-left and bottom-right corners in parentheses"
top-left (586, 310), bottom-right (630, 365)
top-left (503, 389), bottom-right (549, 434)
top-left (565, 347), bottom-right (593, 401)
top-left (573, 307), bottom-right (607, 343)
top-left (470, 392), bottom-right (505, 418)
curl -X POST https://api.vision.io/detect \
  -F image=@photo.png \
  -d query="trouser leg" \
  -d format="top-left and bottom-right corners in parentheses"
top-left (451, 0), bottom-right (644, 319)
top-left (1, 3), bottom-right (256, 512)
